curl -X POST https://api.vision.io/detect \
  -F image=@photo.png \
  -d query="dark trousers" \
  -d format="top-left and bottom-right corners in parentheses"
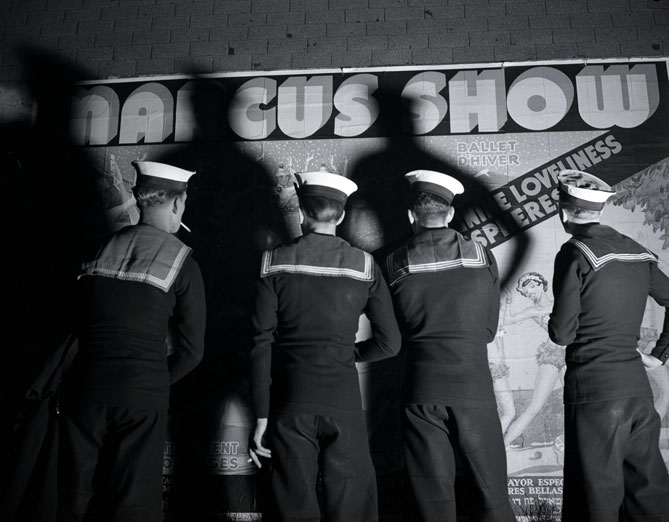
top-left (266, 410), bottom-right (378, 522)
top-left (58, 404), bottom-right (166, 522)
top-left (403, 403), bottom-right (516, 522)
top-left (562, 397), bottom-right (669, 522)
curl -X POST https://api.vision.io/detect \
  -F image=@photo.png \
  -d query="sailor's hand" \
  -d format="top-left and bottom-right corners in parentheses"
top-left (637, 348), bottom-right (663, 370)
top-left (249, 418), bottom-right (271, 468)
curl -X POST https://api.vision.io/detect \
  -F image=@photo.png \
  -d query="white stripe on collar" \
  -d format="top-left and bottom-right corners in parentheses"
top-left (260, 249), bottom-right (374, 281)
top-left (79, 244), bottom-right (191, 292)
top-left (569, 239), bottom-right (657, 271)
top-left (387, 241), bottom-right (488, 287)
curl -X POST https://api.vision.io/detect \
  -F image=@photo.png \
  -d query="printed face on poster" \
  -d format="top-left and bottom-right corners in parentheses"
top-left (70, 59), bottom-right (669, 510)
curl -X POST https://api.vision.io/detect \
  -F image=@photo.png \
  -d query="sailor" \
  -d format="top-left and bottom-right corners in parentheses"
top-left (384, 170), bottom-right (515, 522)
top-left (249, 170), bottom-right (401, 522)
top-left (58, 160), bottom-right (206, 522)
top-left (549, 169), bottom-right (669, 522)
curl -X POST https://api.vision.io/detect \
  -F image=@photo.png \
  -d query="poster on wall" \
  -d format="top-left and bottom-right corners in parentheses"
top-left (70, 58), bottom-right (669, 518)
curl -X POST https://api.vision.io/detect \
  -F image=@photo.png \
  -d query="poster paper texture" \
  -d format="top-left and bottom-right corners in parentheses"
top-left (70, 59), bottom-right (669, 515)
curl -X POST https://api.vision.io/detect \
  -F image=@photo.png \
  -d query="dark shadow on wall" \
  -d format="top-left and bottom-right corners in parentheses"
top-left (343, 85), bottom-right (532, 278)
top-left (149, 74), bottom-right (290, 521)
top-left (1, 57), bottom-right (289, 521)
top-left (0, 45), bottom-right (110, 522)
top-left (340, 84), bottom-right (533, 520)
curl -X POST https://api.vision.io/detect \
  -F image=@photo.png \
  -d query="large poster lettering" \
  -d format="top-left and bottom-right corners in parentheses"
top-left (69, 59), bottom-right (669, 517)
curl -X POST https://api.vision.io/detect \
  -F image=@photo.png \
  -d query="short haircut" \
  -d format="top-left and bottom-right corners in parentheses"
top-left (134, 185), bottom-right (184, 210)
top-left (560, 202), bottom-right (602, 222)
top-left (407, 191), bottom-right (451, 223)
top-left (299, 194), bottom-right (345, 223)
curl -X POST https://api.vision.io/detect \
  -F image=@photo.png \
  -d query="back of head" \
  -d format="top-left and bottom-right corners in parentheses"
top-left (407, 191), bottom-right (451, 226)
top-left (296, 171), bottom-right (357, 225)
top-left (404, 170), bottom-right (463, 228)
top-left (299, 194), bottom-right (345, 224)
top-left (131, 160), bottom-right (194, 233)
top-left (560, 201), bottom-right (602, 223)
top-left (557, 169), bottom-right (614, 224)
top-left (134, 185), bottom-right (185, 210)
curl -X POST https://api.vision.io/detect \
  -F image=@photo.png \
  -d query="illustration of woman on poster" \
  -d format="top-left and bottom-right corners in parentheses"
top-left (501, 272), bottom-right (565, 447)
top-left (489, 330), bottom-right (515, 434)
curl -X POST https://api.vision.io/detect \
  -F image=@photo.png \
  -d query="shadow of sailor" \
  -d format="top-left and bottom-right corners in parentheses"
top-left (148, 73), bottom-right (290, 521)
top-left (340, 82), bottom-right (532, 521)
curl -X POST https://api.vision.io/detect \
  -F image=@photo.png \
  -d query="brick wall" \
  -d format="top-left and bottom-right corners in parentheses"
top-left (1, 0), bottom-right (668, 82)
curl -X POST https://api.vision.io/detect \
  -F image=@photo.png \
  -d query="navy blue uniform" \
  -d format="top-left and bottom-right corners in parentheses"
top-left (251, 232), bottom-right (401, 522)
top-left (384, 227), bottom-right (515, 522)
top-left (59, 224), bottom-right (206, 522)
top-left (549, 223), bottom-right (669, 522)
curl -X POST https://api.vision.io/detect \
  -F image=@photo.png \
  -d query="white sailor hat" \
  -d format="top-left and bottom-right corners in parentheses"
top-left (296, 171), bottom-right (358, 204)
top-left (405, 170), bottom-right (464, 204)
top-left (557, 169), bottom-right (615, 211)
top-left (132, 160), bottom-right (195, 191)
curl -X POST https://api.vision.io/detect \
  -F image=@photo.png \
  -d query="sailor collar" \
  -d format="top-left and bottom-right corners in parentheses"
top-left (260, 233), bottom-right (374, 281)
top-left (568, 223), bottom-right (657, 271)
top-left (79, 224), bottom-right (191, 292)
top-left (385, 228), bottom-right (489, 287)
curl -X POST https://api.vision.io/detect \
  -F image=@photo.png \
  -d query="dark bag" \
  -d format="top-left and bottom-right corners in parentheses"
top-left (0, 334), bottom-right (78, 522)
